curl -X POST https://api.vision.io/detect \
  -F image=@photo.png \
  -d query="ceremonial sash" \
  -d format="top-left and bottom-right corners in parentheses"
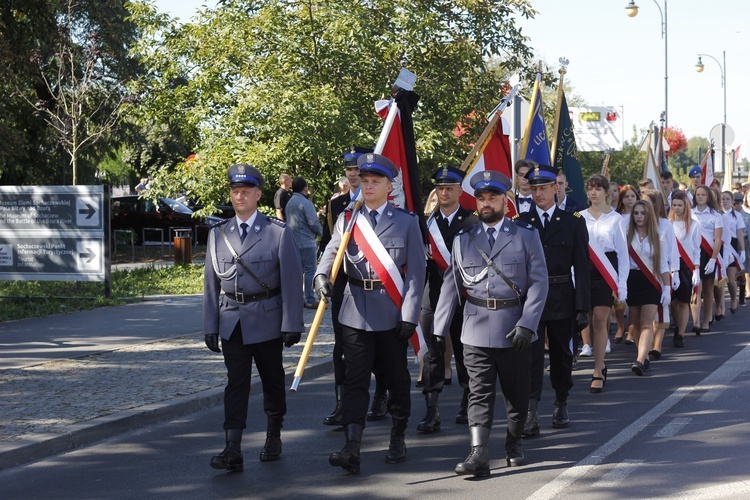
top-left (347, 211), bottom-right (426, 360)
top-left (628, 243), bottom-right (670, 326)
top-left (675, 237), bottom-right (699, 294)
top-left (700, 236), bottom-right (725, 282)
top-left (727, 240), bottom-right (744, 272)
top-left (427, 217), bottom-right (450, 272)
top-left (588, 237), bottom-right (618, 294)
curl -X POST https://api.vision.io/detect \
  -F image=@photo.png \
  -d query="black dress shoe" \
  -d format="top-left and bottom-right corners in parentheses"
top-left (631, 361), bottom-right (644, 376)
top-left (613, 336), bottom-right (624, 344)
top-left (692, 326), bottom-right (702, 336)
top-left (673, 333), bottom-right (685, 347)
top-left (648, 349), bottom-right (662, 360)
top-left (715, 314), bottom-right (724, 322)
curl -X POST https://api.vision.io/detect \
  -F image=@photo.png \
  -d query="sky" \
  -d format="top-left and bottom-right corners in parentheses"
top-left (154, 0), bottom-right (750, 158)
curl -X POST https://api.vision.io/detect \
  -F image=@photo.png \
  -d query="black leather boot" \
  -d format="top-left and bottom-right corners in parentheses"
top-left (417, 392), bottom-right (441, 433)
top-left (329, 423), bottom-right (363, 474)
top-left (366, 391), bottom-right (388, 421)
top-left (210, 429), bottom-right (244, 472)
top-left (522, 398), bottom-right (540, 437)
top-left (552, 399), bottom-right (570, 428)
top-left (385, 417), bottom-right (408, 463)
top-left (455, 388), bottom-right (469, 424)
top-left (505, 420), bottom-right (525, 467)
top-left (323, 385), bottom-right (345, 426)
top-left (259, 418), bottom-right (282, 462)
top-left (454, 425), bottom-right (490, 476)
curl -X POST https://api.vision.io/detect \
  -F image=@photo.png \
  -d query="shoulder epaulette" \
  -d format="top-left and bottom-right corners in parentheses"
top-left (573, 211), bottom-right (582, 218)
top-left (210, 218), bottom-right (231, 228)
top-left (514, 220), bottom-right (534, 230)
top-left (511, 214), bottom-right (519, 220)
top-left (266, 216), bottom-right (286, 227)
top-left (458, 222), bottom-right (481, 236)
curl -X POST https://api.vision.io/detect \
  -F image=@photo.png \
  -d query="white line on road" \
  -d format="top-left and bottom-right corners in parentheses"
top-left (591, 459), bottom-right (643, 488)
top-left (644, 479), bottom-right (750, 499)
top-left (653, 417), bottom-right (692, 438)
top-left (528, 342), bottom-right (750, 500)
top-left (697, 345), bottom-right (750, 402)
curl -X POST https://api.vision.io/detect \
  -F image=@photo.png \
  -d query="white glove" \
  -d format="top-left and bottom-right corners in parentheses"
top-left (704, 258), bottom-right (716, 274)
top-left (691, 269), bottom-right (701, 286)
top-left (741, 251), bottom-right (746, 264)
top-left (618, 287), bottom-right (627, 303)
top-left (671, 271), bottom-right (680, 291)
top-left (661, 285), bottom-right (671, 306)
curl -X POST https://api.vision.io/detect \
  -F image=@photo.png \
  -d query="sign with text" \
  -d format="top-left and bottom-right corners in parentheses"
top-left (568, 106), bottom-right (624, 152)
top-left (0, 185), bottom-right (107, 281)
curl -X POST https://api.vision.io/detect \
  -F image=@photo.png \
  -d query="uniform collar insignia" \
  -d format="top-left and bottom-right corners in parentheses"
top-left (230, 225), bottom-right (235, 232)
top-left (503, 225), bottom-right (510, 234)
top-left (254, 225), bottom-right (261, 232)
top-left (387, 210), bottom-right (393, 217)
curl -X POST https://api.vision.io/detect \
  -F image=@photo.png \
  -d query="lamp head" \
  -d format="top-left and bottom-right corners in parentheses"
top-left (695, 56), bottom-right (705, 73)
top-left (625, 0), bottom-right (639, 17)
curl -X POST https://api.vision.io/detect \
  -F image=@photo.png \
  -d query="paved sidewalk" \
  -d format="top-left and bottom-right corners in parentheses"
top-left (0, 296), bottom-right (337, 470)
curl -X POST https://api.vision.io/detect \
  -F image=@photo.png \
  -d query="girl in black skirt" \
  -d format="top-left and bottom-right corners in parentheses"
top-left (691, 186), bottom-right (723, 333)
top-left (626, 200), bottom-right (670, 376)
top-left (720, 191), bottom-right (746, 314)
top-left (669, 192), bottom-right (701, 347)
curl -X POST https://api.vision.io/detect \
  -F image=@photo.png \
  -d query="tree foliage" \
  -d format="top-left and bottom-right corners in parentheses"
top-left (127, 0), bottom-right (539, 215)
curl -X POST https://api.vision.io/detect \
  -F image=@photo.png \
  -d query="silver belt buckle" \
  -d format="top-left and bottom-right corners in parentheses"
top-left (363, 279), bottom-right (374, 291)
top-left (235, 292), bottom-right (245, 304)
top-left (486, 297), bottom-right (497, 310)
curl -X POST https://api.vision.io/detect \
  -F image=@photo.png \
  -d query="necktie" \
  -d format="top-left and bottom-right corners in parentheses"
top-left (240, 222), bottom-right (248, 244)
top-left (542, 212), bottom-right (549, 228)
top-left (487, 227), bottom-right (496, 248)
top-left (437, 214), bottom-right (449, 233)
top-left (369, 210), bottom-right (378, 228)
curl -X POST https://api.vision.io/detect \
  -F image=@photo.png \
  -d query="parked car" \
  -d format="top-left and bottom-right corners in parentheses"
top-left (111, 196), bottom-right (224, 245)
top-left (174, 196), bottom-right (236, 219)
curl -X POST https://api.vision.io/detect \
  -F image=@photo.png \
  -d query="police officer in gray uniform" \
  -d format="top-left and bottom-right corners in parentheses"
top-left (204, 164), bottom-right (304, 472)
top-left (314, 153), bottom-right (426, 474)
top-left (433, 169), bottom-right (548, 476)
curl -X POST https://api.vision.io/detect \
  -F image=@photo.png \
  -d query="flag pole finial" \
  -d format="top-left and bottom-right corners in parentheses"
top-left (558, 57), bottom-right (569, 75)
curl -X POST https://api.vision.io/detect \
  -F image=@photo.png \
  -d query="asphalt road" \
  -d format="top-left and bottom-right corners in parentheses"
top-left (1, 317), bottom-right (749, 499)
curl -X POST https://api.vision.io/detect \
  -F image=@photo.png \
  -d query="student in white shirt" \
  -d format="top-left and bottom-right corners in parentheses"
top-left (669, 192), bottom-right (701, 347)
top-left (691, 185), bottom-right (723, 334)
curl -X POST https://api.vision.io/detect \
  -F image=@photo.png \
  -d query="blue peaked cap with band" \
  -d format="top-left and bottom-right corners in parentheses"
top-left (227, 163), bottom-right (265, 187)
top-left (432, 165), bottom-right (465, 185)
top-left (470, 170), bottom-right (512, 195)
top-left (524, 164), bottom-right (559, 186)
top-left (689, 165), bottom-right (702, 177)
top-left (357, 153), bottom-right (399, 180)
top-left (343, 146), bottom-right (374, 167)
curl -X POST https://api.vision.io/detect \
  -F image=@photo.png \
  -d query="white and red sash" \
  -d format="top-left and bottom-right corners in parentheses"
top-left (427, 217), bottom-right (450, 272)
top-left (700, 236), bottom-right (725, 282)
top-left (628, 243), bottom-right (670, 326)
top-left (347, 211), bottom-right (426, 360)
top-left (726, 240), bottom-right (744, 272)
top-left (588, 237), bottom-right (619, 294)
top-left (675, 237), bottom-right (699, 294)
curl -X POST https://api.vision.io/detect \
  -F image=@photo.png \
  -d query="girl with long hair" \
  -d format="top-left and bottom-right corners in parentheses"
top-left (669, 191), bottom-right (701, 347)
top-left (719, 191), bottom-right (746, 314)
top-left (691, 185), bottom-right (723, 334)
top-left (626, 200), bottom-right (670, 375)
top-left (580, 174), bottom-right (629, 392)
top-left (613, 185), bottom-right (639, 344)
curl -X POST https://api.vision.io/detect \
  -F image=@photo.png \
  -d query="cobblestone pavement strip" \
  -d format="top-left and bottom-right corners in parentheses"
top-left (0, 305), bottom-right (336, 447)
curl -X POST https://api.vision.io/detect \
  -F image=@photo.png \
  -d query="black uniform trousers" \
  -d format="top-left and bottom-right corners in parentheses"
top-left (530, 317), bottom-right (575, 403)
top-left (331, 272), bottom-right (347, 384)
top-left (221, 322), bottom-right (286, 430)
top-left (464, 344), bottom-right (531, 430)
top-left (420, 298), bottom-right (468, 394)
top-left (340, 325), bottom-right (411, 427)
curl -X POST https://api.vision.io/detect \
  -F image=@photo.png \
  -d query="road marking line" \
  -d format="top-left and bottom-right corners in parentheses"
top-left (528, 342), bottom-right (750, 500)
top-left (654, 417), bottom-right (692, 438)
top-left (697, 346), bottom-right (750, 402)
top-left (644, 479), bottom-right (750, 499)
top-left (592, 459), bottom-right (643, 488)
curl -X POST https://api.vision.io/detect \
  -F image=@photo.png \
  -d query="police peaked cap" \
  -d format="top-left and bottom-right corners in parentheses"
top-left (470, 170), bottom-right (512, 195)
top-left (524, 164), bottom-right (559, 186)
top-left (227, 163), bottom-right (265, 187)
top-left (343, 147), bottom-right (374, 167)
top-left (433, 165), bottom-right (465, 185)
top-left (357, 153), bottom-right (399, 180)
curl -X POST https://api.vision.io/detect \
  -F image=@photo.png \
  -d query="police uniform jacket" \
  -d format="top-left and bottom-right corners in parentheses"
top-left (316, 203), bottom-right (426, 331)
top-left (432, 218), bottom-right (548, 348)
top-left (203, 215), bottom-right (305, 344)
top-left (517, 207), bottom-right (590, 320)
top-left (425, 207), bottom-right (478, 308)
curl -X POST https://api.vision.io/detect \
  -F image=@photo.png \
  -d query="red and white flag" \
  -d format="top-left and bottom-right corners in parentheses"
top-left (701, 148), bottom-right (714, 188)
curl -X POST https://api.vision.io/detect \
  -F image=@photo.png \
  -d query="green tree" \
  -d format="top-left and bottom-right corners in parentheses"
top-left (127, 0), bottom-right (539, 215)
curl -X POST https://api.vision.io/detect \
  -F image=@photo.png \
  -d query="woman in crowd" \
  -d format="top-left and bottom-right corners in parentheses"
top-left (741, 191), bottom-right (750, 303)
top-left (719, 191), bottom-right (745, 315)
top-left (626, 199), bottom-right (670, 375)
top-left (669, 191), bottom-right (701, 347)
top-left (641, 190), bottom-right (679, 359)
top-left (691, 185), bottom-right (723, 334)
top-left (580, 174), bottom-right (629, 392)
top-left (613, 185), bottom-right (639, 344)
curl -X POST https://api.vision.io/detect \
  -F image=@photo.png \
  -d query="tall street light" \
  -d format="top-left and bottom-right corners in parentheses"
top-left (625, 0), bottom-right (668, 127)
top-left (695, 51), bottom-right (727, 173)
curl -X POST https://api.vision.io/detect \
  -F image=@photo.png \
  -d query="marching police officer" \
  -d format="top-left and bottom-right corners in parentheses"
top-left (314, 153), bottom-right (426, 474)
top-left (204, 164), bottom-right (304, 472)
top-left (516, 165), bottom-right (590, 435)
top-left (433, 169), bottom-right (548, 476)
top-left (417, 166), bottom-right (478, 433)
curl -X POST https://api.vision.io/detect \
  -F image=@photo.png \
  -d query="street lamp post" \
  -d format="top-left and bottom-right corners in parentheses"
top-left (625, 0), bottom-right (668, 127)
top-left (695, 51), bottom-right (727, 174)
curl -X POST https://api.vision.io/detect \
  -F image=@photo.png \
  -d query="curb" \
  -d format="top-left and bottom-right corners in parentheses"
top-left (0, 359), bottom-right (333, 471)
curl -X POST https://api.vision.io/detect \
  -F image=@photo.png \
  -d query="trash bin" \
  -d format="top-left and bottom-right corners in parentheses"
top-left (174, 229), bottom-right (192, 265)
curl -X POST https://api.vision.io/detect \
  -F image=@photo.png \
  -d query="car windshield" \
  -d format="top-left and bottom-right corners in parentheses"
top-left (161, 197), bottom-right (194, 215)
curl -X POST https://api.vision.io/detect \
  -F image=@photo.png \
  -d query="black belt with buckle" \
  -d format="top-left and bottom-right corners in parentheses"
top-left (348, 277), bottom-right (385, 291)
top-left (465, 294), bottom-right (524, 310)
top-left (548, 274), bottom-right (571, 284)
top-left (225, 288), bottom-right (281, 304)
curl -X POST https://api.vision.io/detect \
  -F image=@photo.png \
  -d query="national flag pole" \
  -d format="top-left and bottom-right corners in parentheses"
top-left (520, 61), bottom-right (546, 161)
top-left (550, 60), bottom-right (567, 159)
top-left (291, 70), bottom-right (417, 392)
